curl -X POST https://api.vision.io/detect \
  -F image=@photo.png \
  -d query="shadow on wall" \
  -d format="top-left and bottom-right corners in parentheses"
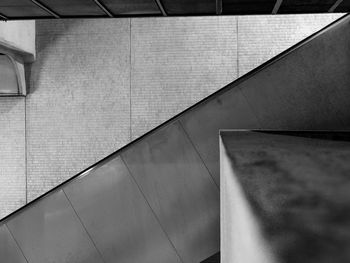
top-left (0, 97), bottom-right (23, 114)
top-left (26, 19), bottom-right (86, 94)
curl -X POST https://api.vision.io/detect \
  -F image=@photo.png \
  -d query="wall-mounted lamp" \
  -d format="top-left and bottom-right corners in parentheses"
top-left (0, 53), bottom-right (26, 96)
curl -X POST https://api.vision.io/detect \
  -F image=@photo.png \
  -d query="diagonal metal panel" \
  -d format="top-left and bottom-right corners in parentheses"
top-left (240, 16), bottom-right (350, 130)
top-left (6, 190), bottom-right (105, 263)
top-left (122, 121), bottom-right (220, 263)
top-left (63, 156), bottom-right (182, 263)
top-left (0, 225), bottom-right (27, 263)
top-left (180, 87), bottom-right (260, 186)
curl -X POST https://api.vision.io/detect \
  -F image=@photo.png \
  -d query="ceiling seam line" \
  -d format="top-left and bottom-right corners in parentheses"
top-left (178, 121), bottom-right (219, 190)
top-left (93, 0), bottom-right (114, 17)
top-left (329, 0), bottom-right (344, 12)
top-left (216, 0), bottom-right (223, 15)
top-left (30, 0), bottom-right (60, 18)
top-left (5, 224), bottom-right (30, 263)
top-left (272, 0), bottom-right (283, 14)
top-left (154, 0), bottom-right (167, 16)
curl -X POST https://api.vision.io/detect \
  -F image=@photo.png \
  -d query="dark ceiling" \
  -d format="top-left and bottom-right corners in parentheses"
top-left (0, 0), bottom-right (348, 20)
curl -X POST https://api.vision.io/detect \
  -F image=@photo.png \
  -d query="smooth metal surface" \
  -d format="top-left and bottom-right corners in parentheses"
top-left (240, 15), bottom-right (350, 130)
top-left (64, 156), bottom-right (181, 263)
top-left (180, 87), bottom-right (260, 186)
top-left (30, 0), bottom-right (60, 18)
top-left (122, 121), bottom-right (220, 263)
top-left (272, 0), bottom-right (283, 14)
top-left (93, 0), bottom-right (114, 17)
top-left (329, 0), bottom-right (344, 12)
top-left (0, 225), bottom-right (27, 263)
top-left (7, 190), bottom-right (104, 263)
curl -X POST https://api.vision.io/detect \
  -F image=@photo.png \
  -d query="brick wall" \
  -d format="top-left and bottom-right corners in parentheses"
top-left (0, 14), bottom-right (343, 216)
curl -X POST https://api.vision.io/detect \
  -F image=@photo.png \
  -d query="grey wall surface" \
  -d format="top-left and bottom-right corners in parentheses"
top-left (1, 14), bottom-right (350, 263)
top-left (26, 19), bottom-right (131, 201)
top-left (130, 17), bottom-right (238, 139)
top-left (0, 98), bottom-right (25, 218)
top-left (238, 14), bottom-right (342, 76)
top-left (0, 14), bottom-right (343, 216)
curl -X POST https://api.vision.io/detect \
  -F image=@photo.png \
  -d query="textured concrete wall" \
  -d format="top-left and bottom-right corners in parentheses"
top-left (26, 19), bottom-right (131, 201)
top-left (0, 98), bottom-right (25, 219)
top-left (0, 14), bottom-right (343, 217)
top-left (131, 17), bottom-right (237, 139)
top-left (238, 14), bottom-right (343, 76)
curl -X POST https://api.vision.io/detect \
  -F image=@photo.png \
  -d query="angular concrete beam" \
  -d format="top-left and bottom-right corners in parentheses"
top-left (220, 131), bottom-right (350, 263)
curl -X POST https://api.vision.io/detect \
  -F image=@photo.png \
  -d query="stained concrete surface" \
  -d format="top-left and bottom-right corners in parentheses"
top-left (221, 131), bottom-right (350, 263)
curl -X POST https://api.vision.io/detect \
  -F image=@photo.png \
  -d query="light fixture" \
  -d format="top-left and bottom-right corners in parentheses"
top-left (0, 53), bottom-right (26, 96)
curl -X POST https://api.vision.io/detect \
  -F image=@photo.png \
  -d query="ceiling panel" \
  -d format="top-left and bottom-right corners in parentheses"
top-left (101, 0), bottom-right (161, 15)
top-left (122, 121), bottom-right (220, 263)
top-left (41, 0), bottom-right (105, 16)
top-left (223, 0), bottom-right (276, 14)
top-left (0, 0), bottom-right (346, 19)
top-left (335, 0), bottom-right (350, 12)
top-left (161, 0), bottom-right (216, 15)
top-left (279, 0), bottom-right (336, 13)
top-left (0, 0), bottom-right (49, 17)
